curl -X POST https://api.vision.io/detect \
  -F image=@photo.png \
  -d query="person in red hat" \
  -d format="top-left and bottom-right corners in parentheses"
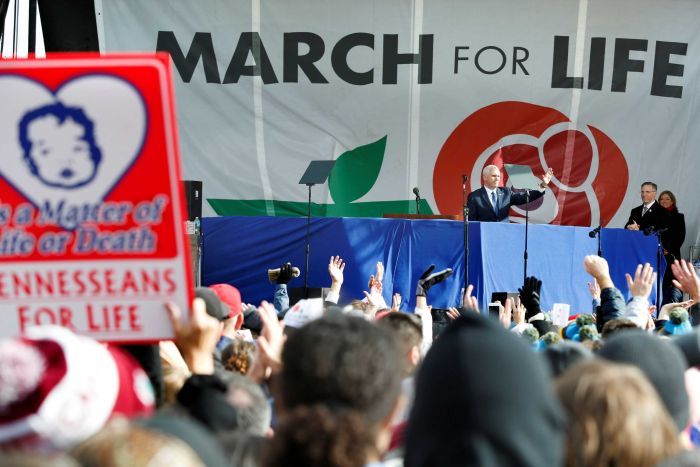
top-left (0, 326), bottom-right (154, 452)
top-left (209, 283), bottom-right (244, 352)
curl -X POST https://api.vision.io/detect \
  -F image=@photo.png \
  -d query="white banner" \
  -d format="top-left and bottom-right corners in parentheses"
top-left (100, 0), bottom-right (700, 254)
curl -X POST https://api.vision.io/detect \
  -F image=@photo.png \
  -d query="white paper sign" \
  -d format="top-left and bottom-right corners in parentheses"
top-left (551, 303), bottom-right (571, 328)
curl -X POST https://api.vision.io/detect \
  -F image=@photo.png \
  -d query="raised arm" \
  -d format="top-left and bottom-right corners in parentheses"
top-left (583, 255), bottom-right (625, 330)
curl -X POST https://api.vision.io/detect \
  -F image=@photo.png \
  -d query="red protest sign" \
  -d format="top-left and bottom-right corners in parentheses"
top-left (0, 54), bottom-right (193, 342)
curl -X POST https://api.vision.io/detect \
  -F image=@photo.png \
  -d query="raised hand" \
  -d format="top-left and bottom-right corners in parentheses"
top-left (166, 298), bottom-right (220, 375)
top-left (276, 262), bottom-right (294, 284)
top-left (328, 255), bottom-right (345, 293)
top-left (587, 279), bottom-right (601, 300)
top-left (499, 298), bottom-right (512, 329)
top-left (672, 259), bottom-right (700, 301)
top-left (368, 274), bottom-right (383, 294)
top-left (375, 261), bottom-right (384, 283)
top-left (512, 297), bottom-right (526, 325)
top-left (657, 299), bottom-right (694, 321)
top-left (625, 263), bottom-right (656, 299)
top-left (257, 301), bottom-right (285, 375)
top-left (446, 307), bottom-right (461, 321)
top-left (541, 167), bottom-right (554, 186)
top-left (461, 284), bottom-right (479, 313)
top-left (583, 255), bottom-right (614, 289)
top-left (390, 293), bottom-right (402, 312)
top-left (363, 289), bottom-right (388, 310)
top-left (518, 276), bottom-right (542, 321)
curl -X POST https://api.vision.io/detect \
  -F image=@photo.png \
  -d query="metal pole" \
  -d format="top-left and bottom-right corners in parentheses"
top-left (523, 190), bottom-right (530, 283)
top-left (28, 0), bottom-right (36, 54)
top-left (304, 184), bottom-right (312, 297)
top-left (462, 174), bottom-right (469, 292)
top-left (0, 1), bottom-right (11, 48)
top-left (656, 233), bottom-right (662, 307)
top-left (12, 0), bottom-right (20, 57)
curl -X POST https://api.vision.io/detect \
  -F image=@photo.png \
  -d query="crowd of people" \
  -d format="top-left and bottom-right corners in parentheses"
top-left (0, 166), bottom-right (695, 466)
top-left (1, 241), bottom-right (700, 466)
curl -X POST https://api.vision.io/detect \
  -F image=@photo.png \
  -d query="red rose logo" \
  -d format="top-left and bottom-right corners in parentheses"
top-left (433, 101), bottom-right (628, 226)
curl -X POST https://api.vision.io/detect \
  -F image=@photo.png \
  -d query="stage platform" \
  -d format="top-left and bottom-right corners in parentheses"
top-left (202, 216), bottom-right (661, 313)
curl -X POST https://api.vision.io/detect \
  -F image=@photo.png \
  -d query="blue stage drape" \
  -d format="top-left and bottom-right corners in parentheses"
top-left (202, 217), bottom-right (661, 313)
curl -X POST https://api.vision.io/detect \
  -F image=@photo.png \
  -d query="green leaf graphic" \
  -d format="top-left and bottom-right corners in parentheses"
top-left (328, 135), bottom-right (387, 204)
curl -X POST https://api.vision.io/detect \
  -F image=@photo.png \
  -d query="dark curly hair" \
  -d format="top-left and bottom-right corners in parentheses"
top-left (377, 312), bottom-right (423, 376)
top-left (264, 315), bottom-right (403, 467)
top-left (221, 338), bottom-right (258, 375)
top-left (264, 405), bottom-right (372, 467)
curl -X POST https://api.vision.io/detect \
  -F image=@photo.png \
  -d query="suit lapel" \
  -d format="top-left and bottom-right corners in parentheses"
top-left (493, 189), bottom-right (502, 216)
top-left (643, 202), bottom-right (655, 217)
top-left (480, 188), bottom-right (491, 217)
top-left (497, 188), bottom-right (507, 214)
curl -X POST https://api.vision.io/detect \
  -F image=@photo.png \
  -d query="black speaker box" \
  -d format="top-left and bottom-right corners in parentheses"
top-left (289, 287), bottom-right (329, 306)
top-left (182, 180), bottom-right (203, 221)
top-left (491, 291), bottom-right (520, 306)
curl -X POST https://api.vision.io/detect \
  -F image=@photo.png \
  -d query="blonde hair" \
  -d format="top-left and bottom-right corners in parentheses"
top-left (159, 341), bottom-right (191, 405)
top-left (555, 359), bottom-right (680, 467)
top-left (71, 418), bottom-right (204, 467)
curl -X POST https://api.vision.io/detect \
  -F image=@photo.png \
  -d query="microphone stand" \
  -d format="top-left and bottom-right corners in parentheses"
top-left (415, 194), bottom-right (421, 214)
top-left (462, 175), bottom-right (469, 292)
top-left (196, 218), bottom-right (203, 287)
top-left (523, 189), bottom-right (530, 283)
top-left (653, 230), bottom-right (663, 307)
top-left (304, 182), bottom-right (314, 298)
top-left (643, 227), bottom-right (668, 307)
top-left (589, 226), bottom-right (602, 257)
top-left (522, 180), bottom-right (548, 282)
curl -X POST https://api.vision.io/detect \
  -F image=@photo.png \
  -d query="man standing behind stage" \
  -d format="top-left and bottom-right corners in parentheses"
top-left (625, 182), bottom-right (669, 233)
top-left (467, 165), bottom-right (553, 222)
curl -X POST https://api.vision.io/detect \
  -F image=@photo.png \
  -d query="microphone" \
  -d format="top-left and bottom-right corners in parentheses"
top-left (588, 226), bottom-right (601, 238)
top-left (462, 174), bottom-right (468, 189)
top-left (413, 187), bottom-right (421, 214)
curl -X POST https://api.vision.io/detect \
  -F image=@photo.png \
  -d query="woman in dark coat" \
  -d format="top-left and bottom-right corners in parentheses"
top-left (659, 190), bottom-right (685, 305)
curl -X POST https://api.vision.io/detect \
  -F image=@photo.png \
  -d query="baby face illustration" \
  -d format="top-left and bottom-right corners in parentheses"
top-left (19, 103), bottom-right (102, 189)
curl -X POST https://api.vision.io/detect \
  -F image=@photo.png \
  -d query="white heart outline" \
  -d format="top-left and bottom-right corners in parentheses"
top-left (0, 73), bottom-right (147, 228)
top-left (469, 124), bottom-right (602, 227)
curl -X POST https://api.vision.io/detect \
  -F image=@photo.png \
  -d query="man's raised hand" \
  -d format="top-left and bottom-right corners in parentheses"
top-left (625, 263), bottom-right (656, 299)
top-left (518, 276), bottom-right (542, 321)
top-left (328, 255), bottom-right (345, 284)
top-left (672, 259), bottom-right (700, 301)
top-left (166, 298), bottom-right (220, 375)
top-left (583, 255), bottom-right (614, 289)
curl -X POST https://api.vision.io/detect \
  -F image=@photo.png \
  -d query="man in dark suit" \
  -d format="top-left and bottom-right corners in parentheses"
top-left (624, 182), bottom-right (669, 233)
top-left (467, 165), bottom-right (553, 222)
